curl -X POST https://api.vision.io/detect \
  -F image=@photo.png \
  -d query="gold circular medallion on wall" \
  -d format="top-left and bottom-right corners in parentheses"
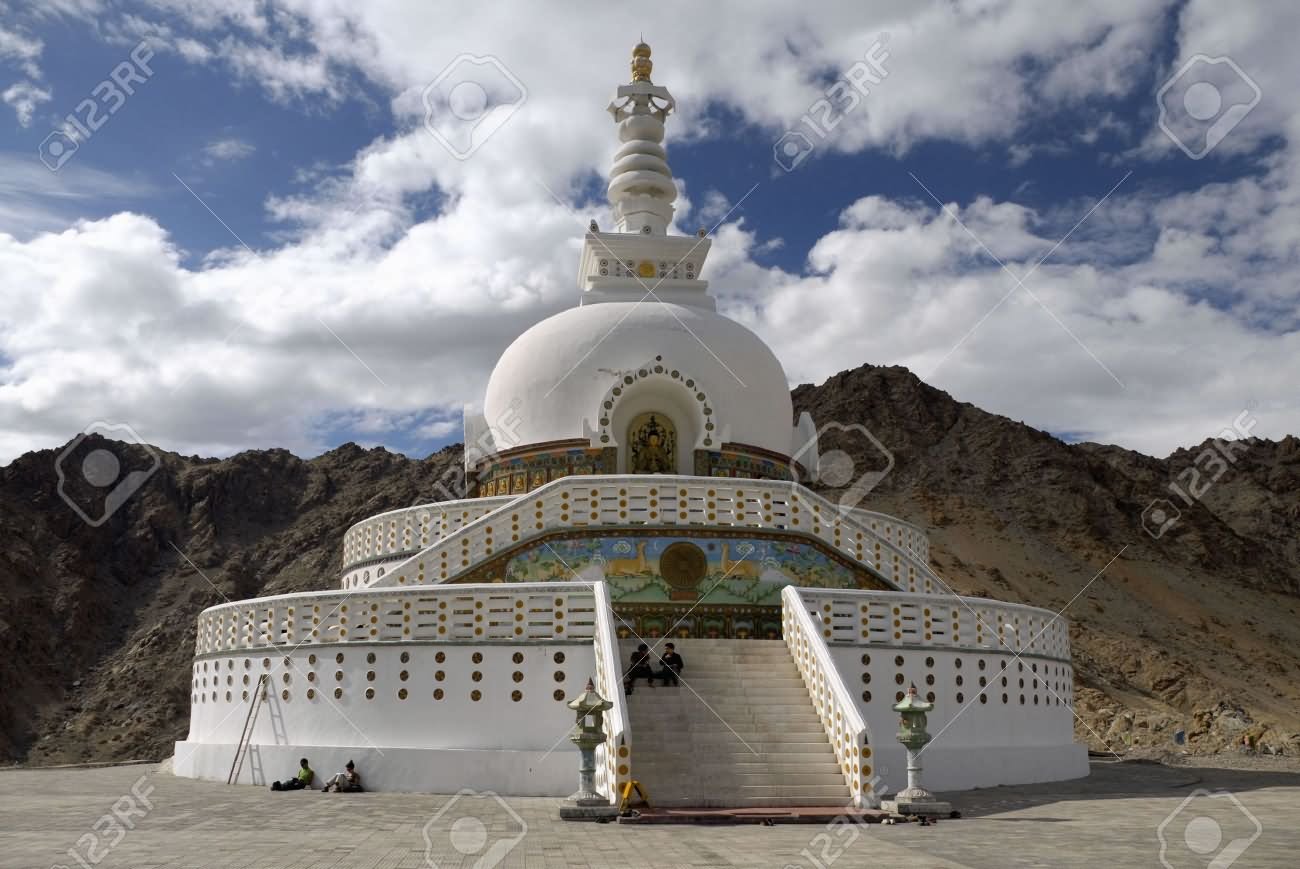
top-left (660, 541), bottom-right (707, 590)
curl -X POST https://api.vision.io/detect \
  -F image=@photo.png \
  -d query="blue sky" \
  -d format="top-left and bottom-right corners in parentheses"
top-left (1, 1), bottom-right (1297, 463)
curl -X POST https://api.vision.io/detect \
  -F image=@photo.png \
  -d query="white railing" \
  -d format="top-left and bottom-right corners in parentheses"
top-left (847, 507), bottom-right (929, 564)
top-left (782, 586), bottom-right (875, 808)
top-left (795, 588), bottom-right (1071, 662)
top-left (341, 496), bottom-right (929, 577)
top-left (193, 582), bottom-right (598, 655)
top-left (367, 476), bottom-right (933, 593)
top-left (341, 497), bottom-right (515, 572)
top-left (591, 581), bottom-right (631, 805)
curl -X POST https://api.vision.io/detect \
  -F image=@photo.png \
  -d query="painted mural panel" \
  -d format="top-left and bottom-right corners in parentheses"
top-left (474, 444), bottom-right (617, 497)
top-left (693, 447), bottom-right (795, 481)
top-left (497, 534), bottom-right (876, 605)
top-left (457, 532), bottom-right (890, 638)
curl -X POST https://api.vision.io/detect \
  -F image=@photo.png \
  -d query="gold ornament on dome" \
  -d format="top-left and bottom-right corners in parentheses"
top-left (628, 412), bottom-right (675, 474)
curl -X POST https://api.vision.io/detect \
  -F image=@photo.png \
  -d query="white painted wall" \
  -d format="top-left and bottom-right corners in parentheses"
top-left (826, 644), bottom-right (1087, 793)
top-left (172, 743), bottom-right (576, 796)
top-left (184, 642), bottom-right (596, 752)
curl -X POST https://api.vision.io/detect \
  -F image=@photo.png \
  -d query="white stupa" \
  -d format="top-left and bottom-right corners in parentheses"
top-left (174, 44), bottom-right (1087, 807)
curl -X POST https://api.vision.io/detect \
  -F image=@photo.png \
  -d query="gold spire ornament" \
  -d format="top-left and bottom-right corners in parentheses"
top-left (631, 41), bottom-right (653, 82)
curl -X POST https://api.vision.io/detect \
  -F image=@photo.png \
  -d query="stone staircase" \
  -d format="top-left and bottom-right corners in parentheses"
top-left (622, 638), bottom-right (850, 808)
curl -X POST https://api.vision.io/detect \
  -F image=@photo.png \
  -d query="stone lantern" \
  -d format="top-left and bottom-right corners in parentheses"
top-left (559, 679), bottom-right (619, 820)
top-left (881, 683), bottom-right (952, 818)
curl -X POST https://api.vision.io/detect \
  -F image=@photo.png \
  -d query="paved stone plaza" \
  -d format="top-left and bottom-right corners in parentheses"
top-left (2, 760), bottom-right (1297, 868)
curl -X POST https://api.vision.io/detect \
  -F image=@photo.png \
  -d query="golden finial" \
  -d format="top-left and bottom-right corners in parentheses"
top-left (631, 41), bottom-right (653, 82)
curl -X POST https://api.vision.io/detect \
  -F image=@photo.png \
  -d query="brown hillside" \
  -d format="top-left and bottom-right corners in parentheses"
top-left (2, 364), bottom-right (1297, 764)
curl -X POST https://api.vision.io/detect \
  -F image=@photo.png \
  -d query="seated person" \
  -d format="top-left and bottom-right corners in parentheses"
top-left (623, 643), bottom-right (656, 695)
top-left (655, 642), bottom-right (684, 686)
top-left (271, 757), bottom-right (314, 791)
top-left (321, 759), bottom-right (363, 792)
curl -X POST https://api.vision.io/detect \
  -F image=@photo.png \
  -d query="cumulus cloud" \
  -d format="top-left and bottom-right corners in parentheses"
top-left (202, 137), bottom-right (255, 163)
top-left (0, 0), bottom-right (1297, 464)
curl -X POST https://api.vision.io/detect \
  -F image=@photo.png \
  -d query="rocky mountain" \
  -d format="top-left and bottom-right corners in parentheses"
top-left (3, 364), bottom-right (1297, 765)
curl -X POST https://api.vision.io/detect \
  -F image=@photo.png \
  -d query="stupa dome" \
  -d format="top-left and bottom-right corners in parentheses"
top-left (482, 299), bottom-right (795, 471)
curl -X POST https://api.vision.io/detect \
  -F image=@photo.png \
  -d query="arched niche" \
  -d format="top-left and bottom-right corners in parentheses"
top-left (593, 357), bottom-right (717, 476)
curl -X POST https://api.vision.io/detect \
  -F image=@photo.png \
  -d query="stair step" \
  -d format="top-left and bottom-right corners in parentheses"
top-left (634, 762), bottom-right (843, 776)
top-left (626, 694), bottom-right (814, 704)
top-left (634, 741), bottom-right (836, 754)
top-left (627, 706), bottom-right (822, 719)
top-left (632, 715), bottom-right (823, 727)
top-left (631, 718), bottom-right (823, 727)
top-left (626, 695), bottom-right (817, 707)
top-left (645, 796), bottom-right (852, 808)
top-left (636, 774), bottom-right (847, 788)
top-left (633, 765), bottom-right (844, 778)
top-left (638, 786), bottom-right (853, 800)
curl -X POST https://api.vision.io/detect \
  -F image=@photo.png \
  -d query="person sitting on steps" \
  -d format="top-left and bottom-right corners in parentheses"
top-left (623, 643), bottom-right (656, 695)
top-left (270, 757), bottom-right (314, 791)
top-left (321, 759), bottom-right (363, 792)
top-left (656, 642), bottom-right (684, 686)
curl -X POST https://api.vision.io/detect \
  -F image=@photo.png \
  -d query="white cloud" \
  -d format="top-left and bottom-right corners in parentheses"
top-left (0, 20), bottom-right (44, 80)
top-left (0, 153), bottom-right (157, 236)
top-left (0, 0), bottom-right (1297, 464)
top-left (202, 137), bottom-right (255, 162)
top-left (2, 80), bottom-right (50, 125)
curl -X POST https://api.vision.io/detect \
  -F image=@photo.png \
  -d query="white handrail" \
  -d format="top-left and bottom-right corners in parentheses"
top-left (193, 581), bottom-right (598, 654)
top-left (782, 585), bottom-right (876, 808)
top-left (795, 587), bottom-right (1071, 662)
top-left (341, 497), bottom-right (515, 570)
top-left (340, 496), bottom-right (929, 574)
top-left (367, 475), bottom-right (932, 594)
top-left (591, 581), bottom-right (631, 805)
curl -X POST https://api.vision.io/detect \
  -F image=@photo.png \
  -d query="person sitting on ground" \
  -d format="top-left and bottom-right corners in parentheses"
top-left (271, 757), bottom-right (314, 791)
top-left (321, 759), bottom-right (363, 792)
top-left (623, 643), bottom-right (656, 695)
top-left (656, 642), bottom-right (684, 686)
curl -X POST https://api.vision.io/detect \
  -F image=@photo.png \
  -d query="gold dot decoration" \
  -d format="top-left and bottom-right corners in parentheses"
top-left (470, 690), bottom-right (482, 702)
